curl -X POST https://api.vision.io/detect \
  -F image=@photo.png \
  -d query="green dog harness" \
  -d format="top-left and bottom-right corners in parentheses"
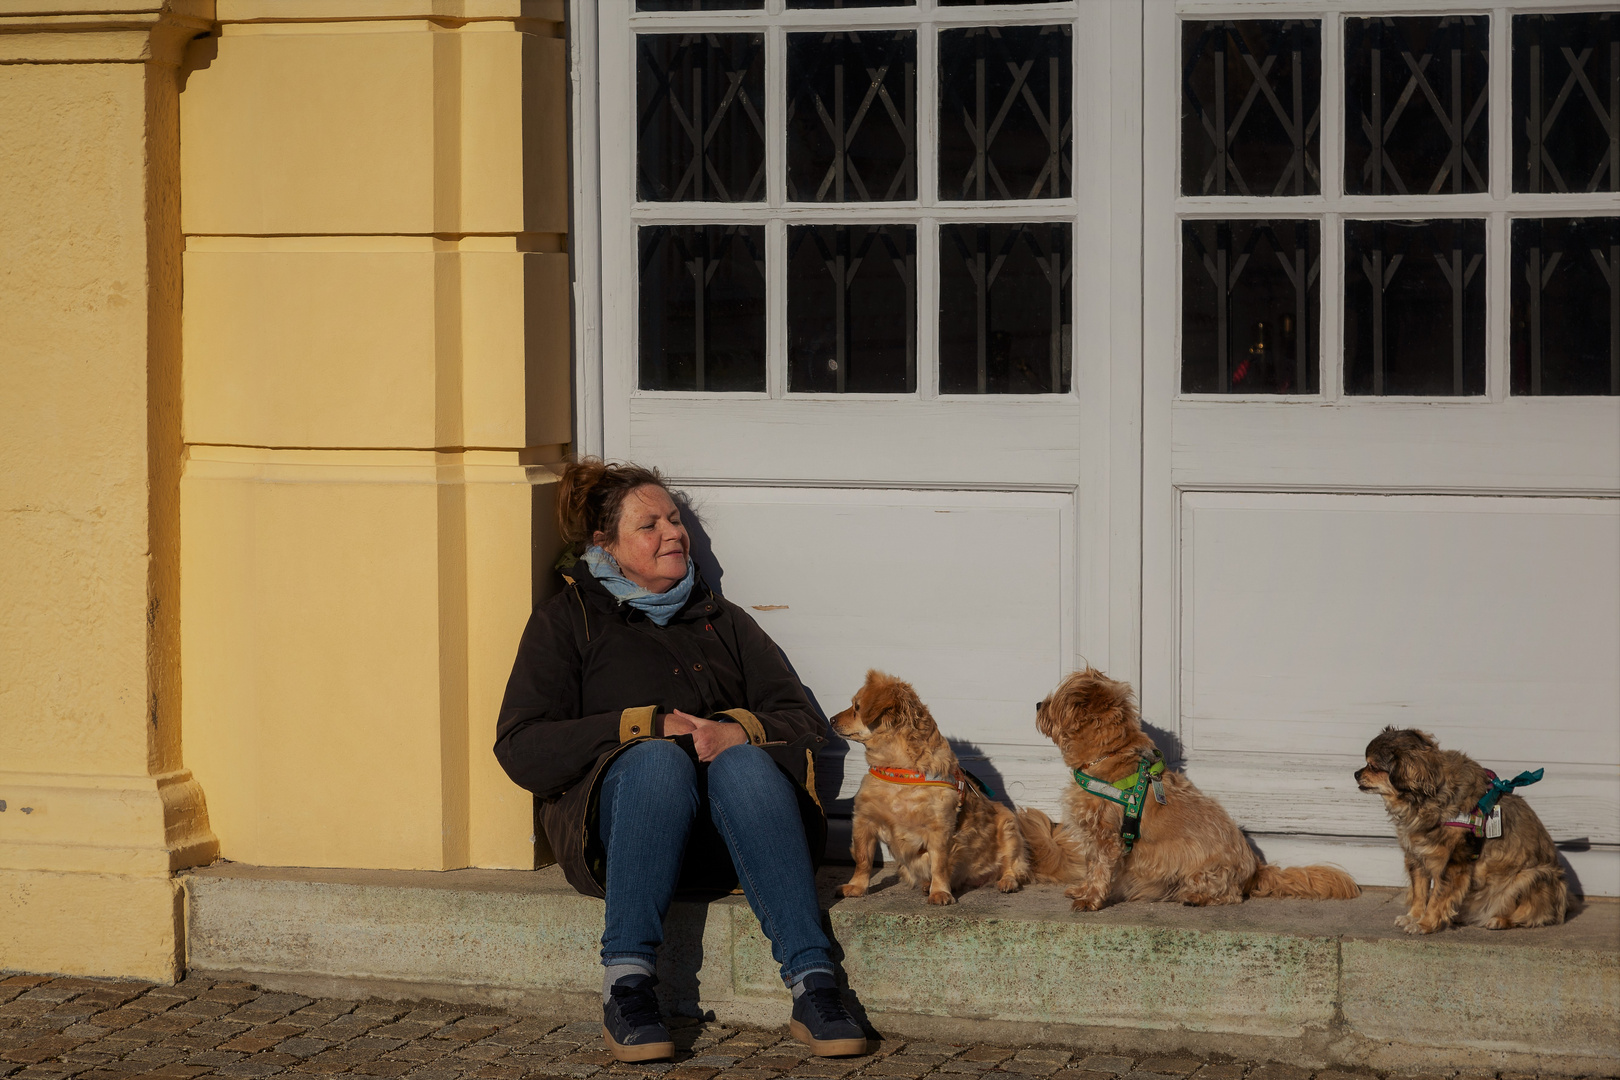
top-left (1071, 750), bottom-right (1168, 852)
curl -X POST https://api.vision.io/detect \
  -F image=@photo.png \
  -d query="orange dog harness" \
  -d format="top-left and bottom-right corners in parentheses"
top-left (867, 765), bottom-right (974, 799)
top-left (866, 765), bottom-right (997, 813)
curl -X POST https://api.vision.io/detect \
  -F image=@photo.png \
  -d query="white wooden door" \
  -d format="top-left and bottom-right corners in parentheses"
top-left (1142, 2), bottom-right (1620, 892)
top-left (573, 0), bottom-right (1145, 830)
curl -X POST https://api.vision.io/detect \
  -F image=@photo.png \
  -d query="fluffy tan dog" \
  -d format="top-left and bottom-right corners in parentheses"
top-left (1356, 727), bottom-right (1567, 933)
top-left (832, 670), bottom-right (1031, 905)
top-left (1020, 668), bottom-right (1361, 910)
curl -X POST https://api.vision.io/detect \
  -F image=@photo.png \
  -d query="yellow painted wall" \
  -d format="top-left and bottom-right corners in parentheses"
top-left (1, 3), bottom-right (219, 982)
top-left (177, 3), bottom-right (569, 873)
top-left (3, 0), bottom-right (569, 978)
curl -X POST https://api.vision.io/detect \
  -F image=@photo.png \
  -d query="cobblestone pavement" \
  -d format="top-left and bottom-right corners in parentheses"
top-left (0, 975), bottom-right (1606, 1080)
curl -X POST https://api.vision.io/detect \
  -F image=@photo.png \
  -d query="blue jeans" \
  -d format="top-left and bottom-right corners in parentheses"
top-left (597, 738), bottom-right (834, 984)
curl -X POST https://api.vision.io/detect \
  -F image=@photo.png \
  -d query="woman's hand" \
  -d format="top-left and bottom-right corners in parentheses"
top-left (661, 709), bottom-right (748, 761)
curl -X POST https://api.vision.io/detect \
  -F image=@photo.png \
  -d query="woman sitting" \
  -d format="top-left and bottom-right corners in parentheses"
top-left (494, 459), bottom-right (867, 1062)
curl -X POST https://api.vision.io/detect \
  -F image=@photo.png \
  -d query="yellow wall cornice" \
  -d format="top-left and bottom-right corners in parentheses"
top-left (0, 3), bottom-right (215, 65)
top-left (214, 0), bottom-right (561, 24)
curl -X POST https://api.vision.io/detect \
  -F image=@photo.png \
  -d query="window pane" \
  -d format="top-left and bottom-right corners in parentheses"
top-left (1512, 218), bottom-right (1620, 396)
top-left (1344, 219), bottom-right (1485, 396)
top-left (637, 34), bottom-right (766, 202)
top-left (639, 225), bottom-right (766, 392)
top-left (939, 25), bottom-right (1072, 201)
top-left (1345, 17), bottom-right (1489, 196)
top-left (1181, 220), bottom-right (1320, 394)
top-left (1181, 21), bottom-right (1322, 197)
top-left (941, 0), bottom-right (1062, 5)
top-left (638, 1), bottom-right (761, 10)
top-left (940, 223), bottom-right (1071, 394)
top-left (1513, 14), bottom-right (1620, 194)
top-left (787, 31), bottom-right (916, 202)
top-left (788, 224), bottom-right (916, 393)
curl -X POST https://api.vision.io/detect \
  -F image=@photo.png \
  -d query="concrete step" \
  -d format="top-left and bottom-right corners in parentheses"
top-left (182, 863), bottom-right (1618, 1077)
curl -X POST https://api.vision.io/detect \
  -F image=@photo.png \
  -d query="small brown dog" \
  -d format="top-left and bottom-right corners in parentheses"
top-left (1021, 667), bottom-right (1361, 910)
top-left (832, 670), bottom-right (1031, 905)
top-left (1356, 727), bottom-right (1568, 933)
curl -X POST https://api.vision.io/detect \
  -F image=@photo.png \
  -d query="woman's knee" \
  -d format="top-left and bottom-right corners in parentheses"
top-left (609, 738), bottom-right (698, 793)
top-left (707, 743), bottom-right (790, 801)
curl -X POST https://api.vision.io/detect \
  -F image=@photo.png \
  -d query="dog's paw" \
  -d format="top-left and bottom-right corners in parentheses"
top-left (927, 890), bottom-right (956, 906)
top-left (1405, 919), bottom-right (1445, 935)
top-left (1393, 913), bottom-right (1417, 929)
top-left (837, 883), bottom-right (867, 898)
top-left (1063, 886), bottom-right (1105, 911)
top-left (996, 876), bottom-right (1022, 894)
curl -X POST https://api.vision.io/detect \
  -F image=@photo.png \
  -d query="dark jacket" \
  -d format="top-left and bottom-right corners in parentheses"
top-left (494, 560), bottom-right (828, 897)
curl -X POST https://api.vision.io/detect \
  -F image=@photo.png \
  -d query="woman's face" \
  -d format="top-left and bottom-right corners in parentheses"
top-left (597, 484), bottom-right (690, 594)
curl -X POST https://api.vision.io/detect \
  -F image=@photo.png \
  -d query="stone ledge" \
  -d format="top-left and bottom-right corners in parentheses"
top-left (181, 863), bottom-right (1619, 1077)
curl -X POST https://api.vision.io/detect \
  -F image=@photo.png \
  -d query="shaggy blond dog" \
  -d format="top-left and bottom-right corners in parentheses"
top-left (1356, 727), bottom-right (1567, 933)
top-left (833, 670), bottom-right (1030, 905)
top-left (1020, 668), bottom-right (1360, 910)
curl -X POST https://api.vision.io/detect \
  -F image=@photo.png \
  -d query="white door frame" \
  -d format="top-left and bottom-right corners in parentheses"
top-left (567, 0), bottom-right (1147, 690)
top-left (1140, 0), bottom-right (1620, 889)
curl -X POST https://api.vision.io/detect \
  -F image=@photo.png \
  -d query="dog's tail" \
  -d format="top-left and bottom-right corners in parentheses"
top-left (1246, 862), bottom-right (1361, 900)
top-left (1017, 807), bottom-right (1085, 883)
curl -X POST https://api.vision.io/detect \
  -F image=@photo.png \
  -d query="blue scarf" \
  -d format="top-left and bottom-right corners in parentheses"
top-left (581, 545), bottom-right (695, 626)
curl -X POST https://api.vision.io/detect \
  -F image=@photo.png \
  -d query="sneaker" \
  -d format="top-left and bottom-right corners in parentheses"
top-left (789, 972), bottom-right (868, 1057)
top-left (602, 973), bottom-right (674, 1062)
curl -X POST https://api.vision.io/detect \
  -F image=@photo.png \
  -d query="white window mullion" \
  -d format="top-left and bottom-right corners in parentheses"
top-left (767, 217), bottom-right (787, 399)
top-left (917, 14), bottom-right (941, 397)
top-left (1320, 13), bottom-right (1344, 402)
top-left (1319, 11), bottom-right (1344, 207)
top-left (1322, 210), bottom-right (1344, 402)
top-left (766, 19), bottom-right (787, 399)
top-left (918, 215), bottom-right (940, 399)
top-left (1487, 6), bottom-right (1512, 404)
top-left (767, 22), bottom-right (786, 211)
top-left (917, 16), bottom-right (940, 213)
top-left (1490, 6), bottom-right (1510, 201)
top-left (1487, 210), bottom-right (1509, 403)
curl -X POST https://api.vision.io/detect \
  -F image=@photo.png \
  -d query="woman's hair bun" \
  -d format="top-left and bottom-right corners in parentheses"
top-left (556, 457), bottom-right (668, 548)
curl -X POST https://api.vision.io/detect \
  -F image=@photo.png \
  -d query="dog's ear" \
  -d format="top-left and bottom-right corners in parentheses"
top-left (858, 670), bottom-right (913, 732)
top-left (1382, 729), bottom-right (1445, 796)
top-left (1072, 668), bottom-right (1139, 733)
top-left (876, 675), bottom-right (929, 736)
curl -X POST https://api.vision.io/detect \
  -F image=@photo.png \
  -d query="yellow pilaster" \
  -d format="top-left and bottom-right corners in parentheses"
top-left (0, 2), bottom-right (220, 981)
top-left (177, 1), bottom-right (569, 872)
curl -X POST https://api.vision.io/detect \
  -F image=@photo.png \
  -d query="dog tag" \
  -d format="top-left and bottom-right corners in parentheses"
top-left (1486, 806), bottom-right (1503, 839)
top-left (1151, 777), bottom-right (1167, 804)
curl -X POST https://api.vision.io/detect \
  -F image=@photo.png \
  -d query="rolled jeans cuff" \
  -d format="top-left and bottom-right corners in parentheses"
top-left (782, 960), bottom-right (836, 987)
top-left (601, 952), bottom-right (657, 971)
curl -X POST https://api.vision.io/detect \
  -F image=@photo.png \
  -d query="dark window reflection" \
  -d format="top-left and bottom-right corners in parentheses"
top-left (1512, 218), bottom-right (1620, 396)
top-left (1345, 16), bottom-right (1489, 196)
top-left (788, 224), bottom-right (916, 393)
top-left (638, 1), bottom-right (761, 10)
top-left (940, 223), bottom-right (1071, 394)
top-left (639, 225), bottom-right (766, 392)
top-left (1513, 14), bottom-right (1620, 194)
top-left (787, 31), bottom-right (916, 202)
top-left (1182, 220), bottom-right (1319, 394)
top-left (939, 25), bottom-right (1072, 200)
top-left (638, 34), bottom-right (766, 202)
top-left (1344, 219), bottom-right (1485, 396)
top-left (1181, 21), bottom-right (1322, 197)
top-left (789, 0), bottom-right (911, 7)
